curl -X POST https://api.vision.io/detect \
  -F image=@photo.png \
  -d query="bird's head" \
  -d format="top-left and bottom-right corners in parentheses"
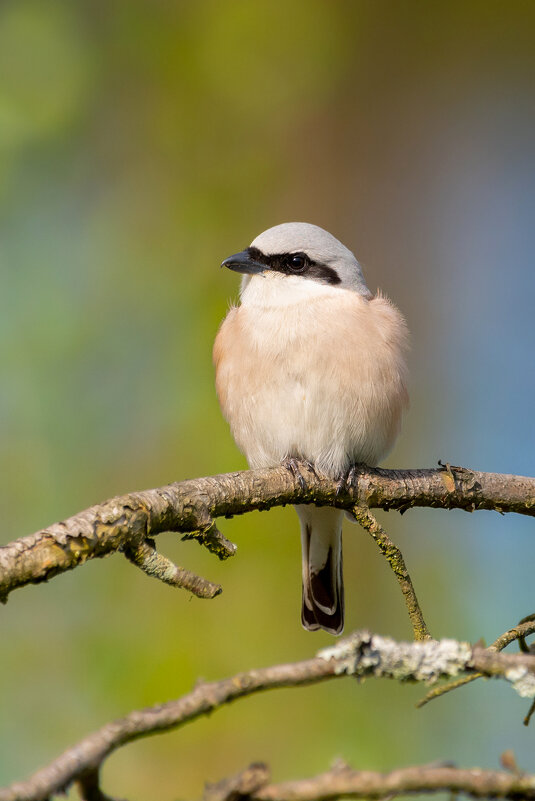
top-left (221, 223), bottom-right (371, 298)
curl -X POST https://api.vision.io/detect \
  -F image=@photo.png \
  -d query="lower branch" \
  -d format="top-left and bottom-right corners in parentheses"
top-left (244, 761), bottom-right (535, 801)
top-left (3, 630), bottom-right (535, 801)
top-left (417, 617), bottom-right (535, 708)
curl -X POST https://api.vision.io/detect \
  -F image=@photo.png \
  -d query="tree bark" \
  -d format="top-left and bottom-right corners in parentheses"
top-left (1, 463), bottom-right (534, 603)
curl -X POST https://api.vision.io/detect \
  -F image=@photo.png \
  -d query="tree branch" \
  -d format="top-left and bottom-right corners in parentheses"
top-left (2, 629), bottom-right (535, 801)
top-left (123, 537), bottom-right (222, 599)
top-left (417, 617), bottom-right (535, 708)
top-left (1, 463), bottom-right (534, 602)
top-left (351, 504), bottom-right (430, 640)
top-left (211, 760), bottom-right (535, 801)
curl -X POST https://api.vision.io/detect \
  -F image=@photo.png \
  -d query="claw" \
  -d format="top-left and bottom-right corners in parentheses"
top-left (283, 458), bottom-right (313, 491)
top-left (336, 464), bottom-right (360, 497)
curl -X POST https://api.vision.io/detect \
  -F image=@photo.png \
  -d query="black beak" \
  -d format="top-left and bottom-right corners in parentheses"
top-left (221, 250), bottom-right (267, 275)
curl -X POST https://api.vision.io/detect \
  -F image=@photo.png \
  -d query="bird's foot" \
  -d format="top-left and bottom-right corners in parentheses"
top-left (282, 458), bottom-right (317, 491)
top-left (336, 464), bottom-right (363, 497)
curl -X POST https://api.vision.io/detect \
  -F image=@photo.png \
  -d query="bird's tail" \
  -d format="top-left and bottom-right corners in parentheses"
top-left (295, 505), bottom-right (344, 635)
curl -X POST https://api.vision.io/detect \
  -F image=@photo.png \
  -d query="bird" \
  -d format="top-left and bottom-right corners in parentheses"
top-left (214, 223), bottom-right (408, 635)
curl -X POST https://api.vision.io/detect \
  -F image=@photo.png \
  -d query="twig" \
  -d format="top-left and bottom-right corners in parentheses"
top-left (524, 700), bottom-right (535, 726)
top-left (2, 630), bottom-right (535, 801)
top-left (76, 769), bottom-right (122, 801)
top-left (123, 538), bottom-right (221, 599)
top-left (417, 673), bottom-right (477, 707)
top-left (515, 614), bottom-right (535, 653)
top-left (204, 763), bottom-right (271, 801)
top-left (1, 463), bottom-right (535, 602)
top-left (417, 618), bottom-right (535, 708)
top-left (351, 505), bottom-right (430, 641)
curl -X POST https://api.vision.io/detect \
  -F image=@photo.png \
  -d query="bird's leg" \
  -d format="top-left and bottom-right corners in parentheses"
top-left (336, 464), bottom-right (363, 497)
top-left (282, 457), bottom-right (317, 491)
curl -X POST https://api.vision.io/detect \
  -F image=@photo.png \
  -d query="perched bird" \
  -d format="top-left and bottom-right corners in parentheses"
top-left (214, 223), bottom-right (408, 635)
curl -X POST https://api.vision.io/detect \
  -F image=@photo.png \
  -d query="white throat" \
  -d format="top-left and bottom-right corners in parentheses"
top-left (240, 272), bottom-right (343, 309)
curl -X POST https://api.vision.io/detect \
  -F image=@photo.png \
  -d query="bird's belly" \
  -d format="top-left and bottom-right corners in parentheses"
top-left (215, 296), bottom-right (407, 477)
top-left (221, 348), bottom-right (395, 476)
top-left (235, 370), bottom-right (325, 468)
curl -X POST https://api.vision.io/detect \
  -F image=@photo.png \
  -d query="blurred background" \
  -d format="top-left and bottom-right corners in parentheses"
top-left (1, 0), bottom-right (535, 797)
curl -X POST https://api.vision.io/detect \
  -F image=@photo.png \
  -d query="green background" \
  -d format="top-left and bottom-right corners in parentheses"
top-left (1, 1), bottom-right (535, 798)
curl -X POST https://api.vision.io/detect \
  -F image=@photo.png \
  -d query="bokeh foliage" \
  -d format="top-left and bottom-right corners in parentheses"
top-left (1, 1), bottom-right (535, 798)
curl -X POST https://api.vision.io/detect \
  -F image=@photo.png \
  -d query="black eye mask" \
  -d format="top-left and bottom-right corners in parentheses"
top-left (246, 247), bottom-right (341, 286)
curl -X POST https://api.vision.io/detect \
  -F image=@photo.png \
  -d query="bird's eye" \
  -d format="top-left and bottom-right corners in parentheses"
top-left (289, 254), bottom-right (306, 271)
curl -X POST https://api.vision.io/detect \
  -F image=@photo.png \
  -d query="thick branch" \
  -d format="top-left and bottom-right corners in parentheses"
top-left (1, 463), bottom-right (534, 601)
top-left (3, 630), bottom-right (535, 801)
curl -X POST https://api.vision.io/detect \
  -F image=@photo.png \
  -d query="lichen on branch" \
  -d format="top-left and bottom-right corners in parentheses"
top-left (2, 628), bottom-right (535, 801)
top-left (1, 463), bottom-right (534, 604)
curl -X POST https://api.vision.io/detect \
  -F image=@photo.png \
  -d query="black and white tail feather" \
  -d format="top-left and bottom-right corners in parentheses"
top-left (296, 505), bottom-right (344, 635)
